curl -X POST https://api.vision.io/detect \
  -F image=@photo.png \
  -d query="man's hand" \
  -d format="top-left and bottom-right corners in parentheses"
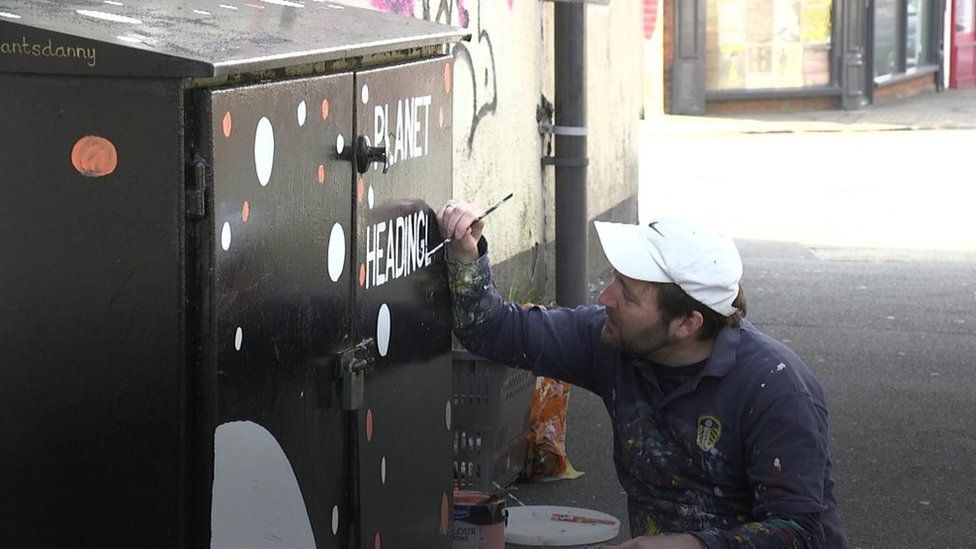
top-left (601, 533), bottom-right (705, 549)
top-left (435, 200), bottom-right (485, 263)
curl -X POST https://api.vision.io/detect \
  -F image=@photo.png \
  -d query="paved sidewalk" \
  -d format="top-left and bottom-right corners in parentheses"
top-left (645, 87), bottom-right (976, 135)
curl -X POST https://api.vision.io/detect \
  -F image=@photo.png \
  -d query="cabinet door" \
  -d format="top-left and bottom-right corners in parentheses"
top-left (353, 56), bottom-right (455, 549)
top-left (205, 73), bottom-right (354, 549)
top-left (0, 74), bottom-right (186, 549)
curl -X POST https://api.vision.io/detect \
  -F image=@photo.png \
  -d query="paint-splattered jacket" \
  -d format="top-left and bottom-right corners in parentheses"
top-left (448, 246), bottom-right (846, 548)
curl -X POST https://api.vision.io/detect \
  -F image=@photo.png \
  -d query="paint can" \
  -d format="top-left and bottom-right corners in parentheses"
top-left (452, 490), bottom-right (506, 549)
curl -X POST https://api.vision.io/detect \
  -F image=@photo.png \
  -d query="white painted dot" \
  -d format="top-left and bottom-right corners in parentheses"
top-left (221, 222), bottom-right (232, 250)
top-left (193, 9), bottom-right (212, 15)
top-left (377, 304), bottom-right (391, 357)
top-left (327, 223), bottom-right (345, 282)
top-left (117, 34), bottom-right (142, 43)
top-left (381, 456), bottom-right (387, 484)
top-left (0, 11), bottom-right (22, 19)
top-left (445, 401), bottom-right (452, 431)
top-left (331, 505), bottom-right (339, 535)
top-left (104, 0), bottom-right (124, 5)
top-left (234, 327), bottom-right (243, 351)
top-left (76, 9), bottom-right (143, 24)
top-left (367, 186), bottom-right (375, 209)
top-left (219, 4), bottom-right (239, 9)
top-left (326, 4), bottom-right (345, 8)
top-left (335, 134), bottom-right (345, 155)
top-left (260, 0), bottom-right (305, 7)
top-left (254, 117), bottom-right (275, 186)
top-left (297, 100), bottom-right (307, 126)
top-left (361, 84), bottom-right (369, 104)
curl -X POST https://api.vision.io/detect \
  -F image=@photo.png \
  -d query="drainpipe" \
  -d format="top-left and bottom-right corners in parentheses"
top-left (554, 1), bottom-right (588, 307)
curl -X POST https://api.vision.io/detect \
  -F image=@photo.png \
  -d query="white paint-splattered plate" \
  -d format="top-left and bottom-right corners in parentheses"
top-left (505, 505), bottom-right (620, 546)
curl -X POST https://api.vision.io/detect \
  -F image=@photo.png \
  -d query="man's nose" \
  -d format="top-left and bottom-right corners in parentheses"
top-left (597, 283), bottom-right (614, 308)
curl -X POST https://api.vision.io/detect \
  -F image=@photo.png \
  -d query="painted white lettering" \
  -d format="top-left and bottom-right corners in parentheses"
top-left (374, 221), bottom-right (386, 286)
top-left (385, 218), bottom-right (396, 282)
top-left (394, 216), bottom-right (406, 278)
top-left (373, 105), bottom-right (386, 152)
top-left (365, 225), bottom-right (374, 289)
top-left (393, 99), bottom-right (405, 165)
top-left (411, 96), bottom-right (421, 158)
top-left (420, 95), bottom-right (431, 156)
top-left (362, 210), bottom-right (431, 288)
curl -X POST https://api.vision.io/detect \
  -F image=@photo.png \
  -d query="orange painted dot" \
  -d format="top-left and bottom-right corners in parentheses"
top-left (317, 164), bottom-right (326, 184)
top-left (244, 2), bottom-right (264, 8)
top-left (321, 98), bottom-right (330, 120)
top-left (71, 135), bottom-right (118, 178)
top-left (440, 492), bottom-right (450, 536)
top-left (444, 62), bottom-right (452, 94)
top-left (374, 532), bottom-right (381, 549)
top-left (242, 201), bottom-right (250, 222)
top-left (357, 177), bottom-right (365, 203)
top-left (365, 408), bottom-right (374, 442)
top-left (359, 264), bottom-right (366, 287)
top-left (222, 111), bottom-right (232, 137)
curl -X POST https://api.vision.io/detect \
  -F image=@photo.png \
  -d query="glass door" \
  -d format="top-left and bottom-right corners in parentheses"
top-left (951, 0), bottom-right (976, 86)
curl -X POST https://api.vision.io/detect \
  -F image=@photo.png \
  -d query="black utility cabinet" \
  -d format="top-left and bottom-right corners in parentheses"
top-left (0, 2), bottom-right (463, 547)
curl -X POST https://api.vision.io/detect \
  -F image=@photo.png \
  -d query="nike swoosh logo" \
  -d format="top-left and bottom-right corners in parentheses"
top-left (647, 221), bottom-right (664, 237)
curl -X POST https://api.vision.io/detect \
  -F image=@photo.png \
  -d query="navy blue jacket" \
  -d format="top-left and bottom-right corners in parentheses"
top-left (448, 251), bottom-right (846, 548)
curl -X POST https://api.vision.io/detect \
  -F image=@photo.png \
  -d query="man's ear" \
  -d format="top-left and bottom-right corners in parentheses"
top-left (671, 311), bottom-right (705, 340)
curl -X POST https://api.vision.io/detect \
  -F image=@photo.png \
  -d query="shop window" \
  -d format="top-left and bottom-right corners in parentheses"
top-left (958, 0), bottom-right (975, 33)
top-left (705, 0), bottom-right (833, 91)
top-left (874, 0), bottom-right (935, 78)
top-left (906, 0), bottom-right (932, 68)
top-left (874, 0), bottom-right (899, 76)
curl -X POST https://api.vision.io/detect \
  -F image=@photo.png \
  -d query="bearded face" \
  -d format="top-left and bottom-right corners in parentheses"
top-left (598, 273), bottom-right (675, 358)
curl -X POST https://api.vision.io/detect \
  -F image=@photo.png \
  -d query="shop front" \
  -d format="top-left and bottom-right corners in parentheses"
top-left (667, 0), bottom-right (946, 114)
top-left (869, 0), bottom-right (946, 103)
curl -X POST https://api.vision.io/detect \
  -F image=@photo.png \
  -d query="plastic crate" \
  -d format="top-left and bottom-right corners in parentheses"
top-left (452, 348), bottom-right (536, 493)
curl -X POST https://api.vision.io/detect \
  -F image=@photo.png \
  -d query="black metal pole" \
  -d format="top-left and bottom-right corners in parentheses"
top-left (554, 1), bottom-right (588, 307)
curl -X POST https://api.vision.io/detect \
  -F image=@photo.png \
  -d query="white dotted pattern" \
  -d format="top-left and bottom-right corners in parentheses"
top-left (361, 84), bottom-right (369, 104)
top-left (381, 456), bottom-right (387, 484)
top-left (327, 223), bottom-right (345, 283)
top-left (254, 117), bottom-right (275, 186)
top-left (260, 0), bottom-right (305, 6)
top-left (367, 186), bottom-right (375, 209)
top-left (331, 506), bottom-right (339, 535)
top-left (335, 134), bottom-right (345, 155)
top-left (234, 327), bottom-right (243, 351)
top-left (297, 101), bottom-right (307, 126)
top-left (221, 222), bottom-right (232, 250)
top-left (76, 9), bottom-right (143, 24)
top-left (377, 304), bottom-right (391, 357)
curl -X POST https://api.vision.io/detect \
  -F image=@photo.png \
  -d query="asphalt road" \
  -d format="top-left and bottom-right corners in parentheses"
top-left (506, 128), bottom-right (976, 549)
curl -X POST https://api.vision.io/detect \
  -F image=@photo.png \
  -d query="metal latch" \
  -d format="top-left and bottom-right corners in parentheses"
top-left (187, 158), bottom-right (207, 220)
top-left (355, 136), bottom-right (389, 174)
top-left (338, 337), bottom-right (376, 411)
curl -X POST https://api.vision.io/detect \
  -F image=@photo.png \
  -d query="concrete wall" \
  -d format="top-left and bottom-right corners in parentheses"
top-left (341, 0), bottom-right (642, 303)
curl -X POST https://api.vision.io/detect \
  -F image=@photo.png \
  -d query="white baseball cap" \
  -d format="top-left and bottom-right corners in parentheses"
top-left (594, 217), bottom-right (743, 316)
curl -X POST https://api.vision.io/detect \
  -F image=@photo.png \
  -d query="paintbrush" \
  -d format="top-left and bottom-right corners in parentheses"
top-left (427, 192), bottom-right (513, 257)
